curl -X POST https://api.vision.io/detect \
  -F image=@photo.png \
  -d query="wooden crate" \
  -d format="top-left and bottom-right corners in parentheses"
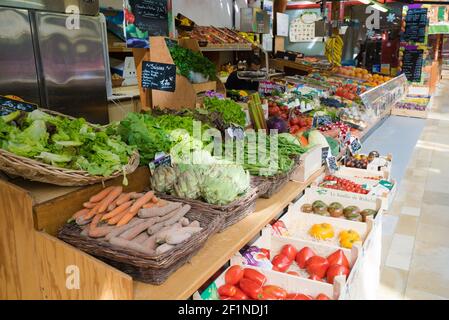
top-left (290, 146), bottom-right (323, 183)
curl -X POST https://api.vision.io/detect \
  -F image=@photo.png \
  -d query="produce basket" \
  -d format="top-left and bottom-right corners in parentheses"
top-left (251, 157), bottom-right (301, 199)
top-left (58, 210), bottom-right (222, 285)
top-left (0, 109), bottom-right (140, 186)
top-left (155, 188), bottom-right (258, 231)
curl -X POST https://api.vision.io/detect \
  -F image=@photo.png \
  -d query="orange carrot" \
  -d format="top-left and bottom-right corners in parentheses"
top-left (84, 201), bottom-right (103, 220)
top-left (116, 210), bottom-right (138, 227)
top-left (83, 202), bottom-right (97, 209)
top-left (102, 200), bottom-right (133, 221)
top-left (156, 199), bottom-right (168, 207)
top-left (89, 186), bottom-right (114, 203)
top-left (143, 202), bottom-right (155, 209)
top-left (98, 186), bottom-right (123, 213)
top-left (129, 191), bottom-right (154, 215)
top-left (107, 208), bottom-right (131, 225)
top-left (116, 192), bottom-right (137, 206)
top-left (71, 208), bottom-right (89, 220)
top-left (151, 196), bottom-right (159, 203)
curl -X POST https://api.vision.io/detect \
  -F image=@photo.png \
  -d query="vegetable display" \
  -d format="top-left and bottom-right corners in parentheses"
top-left (300, 200), bottom-right (377, 222)
top-left (319, 175), bottom-right (369, 194)
top-left (218, 266), bottom-right (332, 300)
top-left (203, 97), bottom-right (247, 128)
top-left (0, 110), bottom-right (134, 176)
top-left (69, 188), bottom-right (203, 255)
top-left (168, 44), bottom-right (216, 81)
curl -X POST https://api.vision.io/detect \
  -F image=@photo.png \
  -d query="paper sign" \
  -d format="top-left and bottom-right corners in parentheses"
top-left (326, 153), bottom-right (338, 174)
top-left (0, 95), bottom-right (37, 115)
top-left (148, 152), bottom-right (171, 174)
top-left (276, 12), bottom-right (289, 37)
top-left (141, 61), bottom-right (176, 92)
top-left (349, 137), bottom-right (362, 155)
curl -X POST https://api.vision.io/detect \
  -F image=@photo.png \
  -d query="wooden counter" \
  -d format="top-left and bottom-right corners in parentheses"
top-left (271, 59), bottom-right (314, 75)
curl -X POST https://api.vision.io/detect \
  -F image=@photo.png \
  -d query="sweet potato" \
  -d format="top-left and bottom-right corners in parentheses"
top-left (89, 186), bottom-right (114, 203)
top-left (119, 218), bottom-right (157, 240)
top-left (180, 217), bottom-right (190, 227)
top-left (98, 186), bottom-right (123, 213)
top-left (155, 223), bottom-right (183, 244)
top-left (188, 220), bottom-right (200, 228)
top-left (166, 232), bottom-right (192, 245)
top-left (155, 243), bottom-right (175, 254)
top-left (137, 202), bottom-right (181, 218)
top-left (109, 237), bottom-right (154, 255)
top-left (179, 226), bottom-right (203, 235)
top-left (132, 232), bottom-right (149, 244)
top-left (147, 205), bottom-right (191, 235)
top-left (142, 235), bottom-right (157, 250)
top-left (105, 218), bottom-right (143, 240)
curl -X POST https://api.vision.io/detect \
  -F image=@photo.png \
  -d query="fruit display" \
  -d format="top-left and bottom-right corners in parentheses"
top-left (317, 121), bottom-right (350, 138)
top-left (344, 151), bottom-right (390, 170)
top-left (218, 266), bottom-right (332, 300)
top-left (335, 83), bottom-right (366, 101)
top-left (319, 175), bottom-right (369, 194)
top-left (269, 245), bottom-right (351, 284)
top-left (334, 66), bottom-right (391, 86)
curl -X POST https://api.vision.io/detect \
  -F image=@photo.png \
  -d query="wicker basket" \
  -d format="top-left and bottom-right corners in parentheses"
top-left (0, 109), bottom-right (140, 186)
top-left (58, 210), bottom-right (222, 285)
top-left (155, 188), bottom-right (258, 232)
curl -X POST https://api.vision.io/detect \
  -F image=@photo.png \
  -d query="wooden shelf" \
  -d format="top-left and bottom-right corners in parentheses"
top-left (133, 168), bottom-right (324, 300)
top-left (271, 59), bottom-right (314, 74)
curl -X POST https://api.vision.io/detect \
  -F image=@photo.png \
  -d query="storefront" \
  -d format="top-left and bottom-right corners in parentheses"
top-left (0, 0), bottom-right (446, 302)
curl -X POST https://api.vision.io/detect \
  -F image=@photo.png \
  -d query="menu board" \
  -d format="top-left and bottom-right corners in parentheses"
top-left (289, 12), bottom-right (318, 42)
top-left (403, 48), bottom-right (424, 82)
top-left (141, 61), bottom-right (176, 92)
top-left (403, 8), bottom-right (428, 43)
top-left (124, 0), bottom-right (168, 48)
top-left (0, 96), bottom-right (37, 116)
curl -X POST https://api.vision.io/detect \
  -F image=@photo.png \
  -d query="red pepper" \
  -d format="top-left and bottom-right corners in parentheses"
top-left (271, 254), bottom-right (293, 273)
top-left (243, 268), bottom-right (267, 286)
top-left (239, 278), bottom-right (263, 300)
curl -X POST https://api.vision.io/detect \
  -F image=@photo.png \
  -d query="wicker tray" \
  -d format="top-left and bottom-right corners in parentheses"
top-left (0, 109), bottom-right (140, 186)
top-left (155, 188), bottom-right (258, 232)
top-left (58, 210), bottom-right (222, 285)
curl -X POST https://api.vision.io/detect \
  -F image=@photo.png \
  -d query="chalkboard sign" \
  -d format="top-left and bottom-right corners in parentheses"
top-left (124, 0), bottom-right (168, 48)
top-left (0, 96), bottom-right (37, 116)
top-left (403, 48), bottom-right (423, 82)
top-left (403, 8), bottom-right (428, 43)
top-left (141, 61), bottom-right (176, 92)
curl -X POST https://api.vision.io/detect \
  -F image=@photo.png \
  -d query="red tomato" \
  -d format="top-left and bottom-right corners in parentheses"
top-left (243, 268), bottom-right (267, 286)
top-left (232, 288), bottom-right (249, 300)
top-left (290, 125), bottom-right (300, 134)
top-left (218, 284), bottom-right (237, 297)
top-left (296, 247), bottom-right (316, 269)
top-left (260, 248), bottom-right (270, 260)
top-left (271, 254), bottom-right (293, 273)
top-left (280, 244), bottom-right (297, 261)
top-left (306, 256), bottom-right (329, 279)
top-left (239, 278), bottom-right (263, 300)
top-left (225, 265), bottom-right (244, 285)
top-left (286, 293), bottom-right (312, 300)
top-left (327, 264), bottom-right (350, 284)
top-left (262, 285), bottom-right (288, 300)
top-left (316, 293), bottom-right (332, 300)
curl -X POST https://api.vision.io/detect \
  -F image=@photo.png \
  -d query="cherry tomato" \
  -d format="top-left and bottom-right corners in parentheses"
top-left (225, 265), bottom-right (244, 285)
top-left (280, 244), bottom-right (297, 261)
top-left (262, 285), bottom-right (288, 300)
top-left (243, 268), bottom-right (267, 286)
top-left (218, 284), bottom-right (237, 297)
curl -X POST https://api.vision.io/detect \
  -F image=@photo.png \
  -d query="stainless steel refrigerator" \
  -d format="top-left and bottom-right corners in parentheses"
top-left (0, 0), bottom-right (109, 124)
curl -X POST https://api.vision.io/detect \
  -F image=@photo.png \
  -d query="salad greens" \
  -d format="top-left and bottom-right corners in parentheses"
top-left (203, 97), bottom-right (247, 128)
top-left (168, 44), bottom-right (216, 81)
top-left (0, 110), bottom-right (134, 176)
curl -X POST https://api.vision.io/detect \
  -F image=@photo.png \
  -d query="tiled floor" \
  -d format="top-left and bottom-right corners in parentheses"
top-left (374, 80), bottom-right (449, 300)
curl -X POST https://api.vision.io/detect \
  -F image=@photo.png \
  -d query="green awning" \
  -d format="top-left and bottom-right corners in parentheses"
top-left (429, 24), bottom-right (449, 34)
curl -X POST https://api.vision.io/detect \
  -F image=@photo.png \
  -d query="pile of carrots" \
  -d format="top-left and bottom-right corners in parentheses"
top-left (71, 186), bottom-right (162, 227)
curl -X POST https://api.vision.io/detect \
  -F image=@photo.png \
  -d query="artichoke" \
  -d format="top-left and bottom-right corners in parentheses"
top-left (150, 166), bottom-right (178, 193)
top-left (173, 170), bottom-right (201, 199)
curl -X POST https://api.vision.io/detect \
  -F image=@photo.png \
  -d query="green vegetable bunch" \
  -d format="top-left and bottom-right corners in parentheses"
top-left (168, 44), bottom-right (216, 81)
top-left (203, 97), bottom-right (247, 128)
top-left (0, 110), bottom-right (134, 176)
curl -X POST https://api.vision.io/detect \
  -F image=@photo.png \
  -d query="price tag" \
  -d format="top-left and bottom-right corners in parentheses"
top-left (349, 137), bottom-right (362, 155)
top-left (321, 146), bottom-right (329, 165)
top-left (148, 152), bottom-right (171, 174)
top-left (0, 95), bottom-right (37, 115)
top-left (326, 153), bottom-right (338, 174)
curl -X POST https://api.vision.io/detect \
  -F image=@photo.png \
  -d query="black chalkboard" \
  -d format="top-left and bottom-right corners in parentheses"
top-left (403, 8), bottom-right (427, 43)
top-left (141, 61), bottom-right (176, 92)
top-left (129, 0), bottom-right (168, 37)
top-left (0, 96), bottom-right (37, 116)
top-left (403, 49), bottom-right (423, 82)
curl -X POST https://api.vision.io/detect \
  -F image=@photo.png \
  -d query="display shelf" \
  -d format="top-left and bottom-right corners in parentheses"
top-left (271, 59), bottom-right (314, 74)
top-left (133, 168), bottom-right (324, 300)
top-left (199, 46), bottom-right (253, 52)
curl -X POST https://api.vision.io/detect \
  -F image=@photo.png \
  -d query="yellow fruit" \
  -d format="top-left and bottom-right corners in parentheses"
top-left (309, 223), bottom-right (335, 240)
top-left (339, 229), bottom-right (361, 242)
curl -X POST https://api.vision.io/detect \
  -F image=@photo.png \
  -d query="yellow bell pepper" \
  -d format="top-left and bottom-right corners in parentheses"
top-left (340, 237), bottom-right (362, 249)
top-left (309, 223), bottom-right (335, 240)
top-left (339, 229), bottom-right (361, 248)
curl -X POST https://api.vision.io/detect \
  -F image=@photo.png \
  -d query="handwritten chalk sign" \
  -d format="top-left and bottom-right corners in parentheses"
top-left (141, 61), bottom-right (176, 92)
top-left (0, 95), bottom-right (37, 116)
top-left (125, 0), bottom-right (168, 48)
